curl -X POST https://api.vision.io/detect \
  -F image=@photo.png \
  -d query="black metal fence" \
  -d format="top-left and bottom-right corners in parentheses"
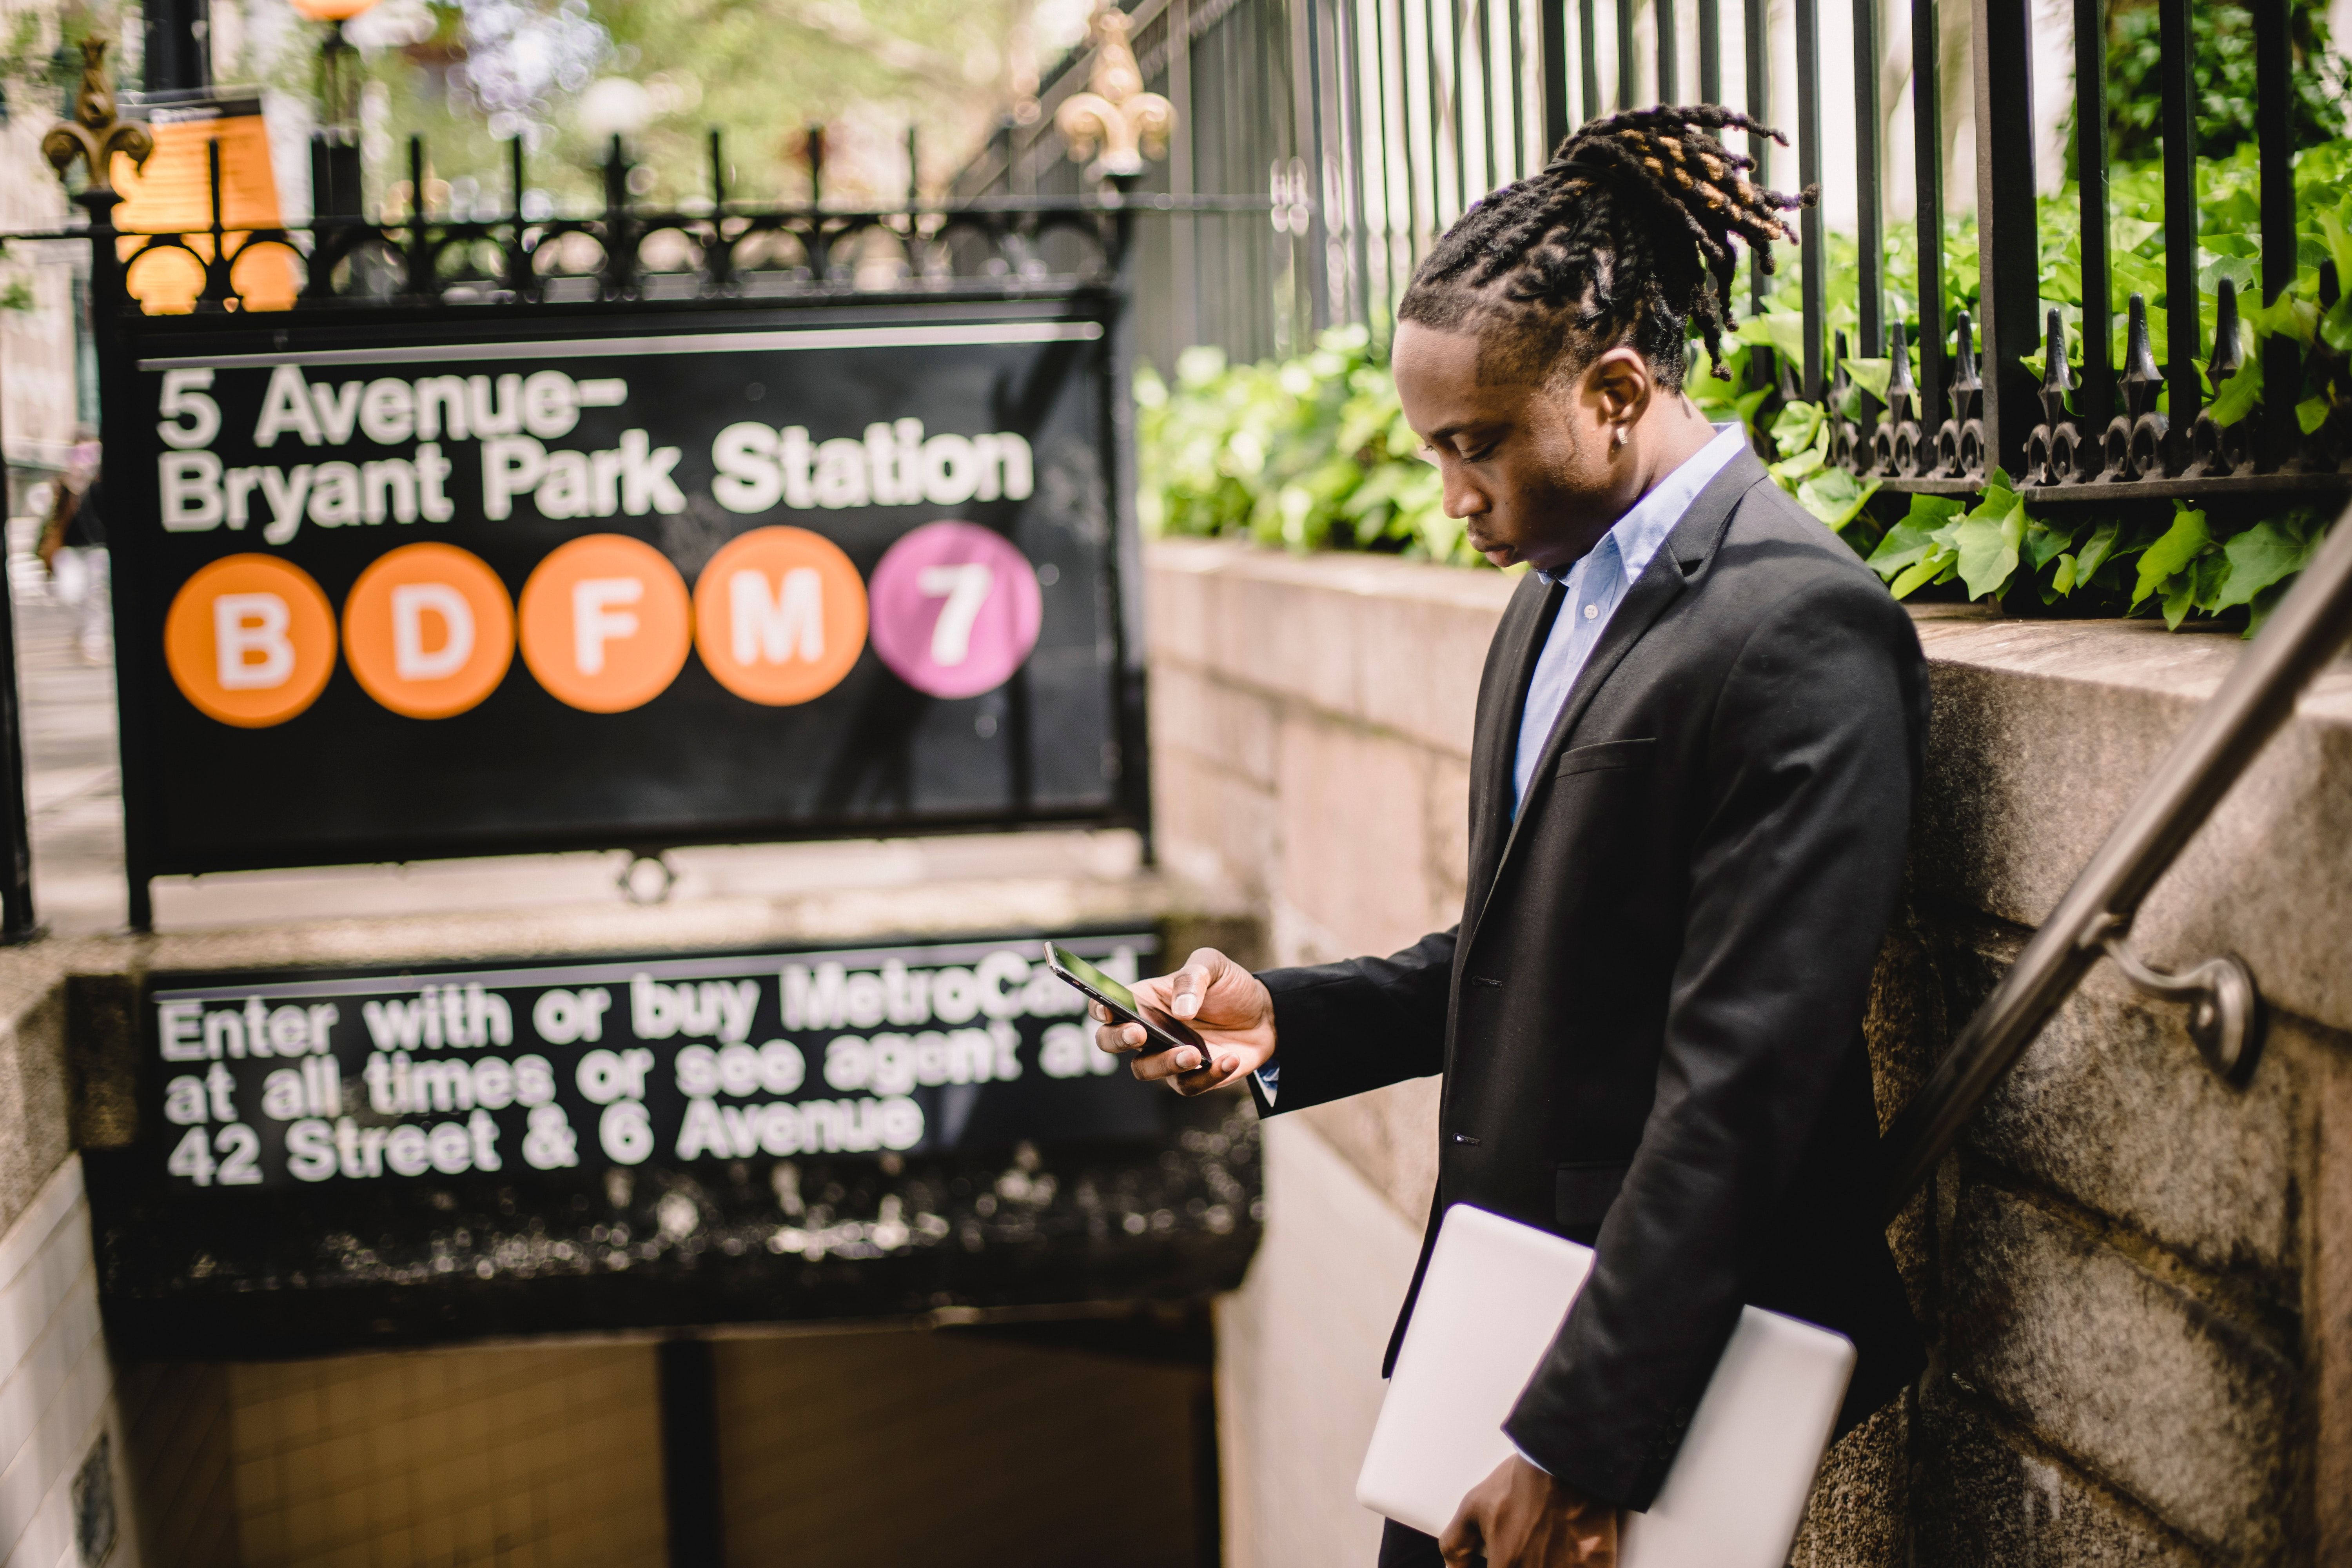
top-left (994, 0), bottom-right (2351, 503)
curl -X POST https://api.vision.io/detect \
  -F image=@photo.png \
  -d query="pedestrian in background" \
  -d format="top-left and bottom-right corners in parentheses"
top-left (38, 430), bottom-right (109, 664)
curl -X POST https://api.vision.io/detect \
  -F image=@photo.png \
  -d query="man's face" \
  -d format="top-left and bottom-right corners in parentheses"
top-left (1390, 319), bottom-right (1657, 574)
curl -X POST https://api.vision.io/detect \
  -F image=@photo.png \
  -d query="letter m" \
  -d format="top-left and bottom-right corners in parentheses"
top-left (780, 963), bottom-right (848, 1030)
top-left (732, 568), bottom-right (823, 664)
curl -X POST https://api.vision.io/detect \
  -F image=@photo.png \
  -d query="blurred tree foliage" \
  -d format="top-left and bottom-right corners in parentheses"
top-left (2098, 0), bottom-right (2350, 164)
top-left (243, 0), bottom-right (1091, 217)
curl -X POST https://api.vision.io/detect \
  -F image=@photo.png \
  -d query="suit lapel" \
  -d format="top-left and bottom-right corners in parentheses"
top-left (1465, 573), bottom-right (1565, 909)
top-left (1460, 452), bottom-right (1773, 953)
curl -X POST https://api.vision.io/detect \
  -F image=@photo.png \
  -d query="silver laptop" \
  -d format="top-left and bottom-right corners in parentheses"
top-left (1356, 1203), bottom-right (1854, 1566)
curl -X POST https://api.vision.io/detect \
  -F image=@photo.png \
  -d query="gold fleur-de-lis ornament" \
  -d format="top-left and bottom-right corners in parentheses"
top-left (1054, 8), bottom-right (1175, 184)
top-left (42, 36), bottom-right (154, 193)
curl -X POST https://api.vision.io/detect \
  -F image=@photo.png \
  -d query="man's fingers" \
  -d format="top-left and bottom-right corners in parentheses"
top-left (1093, 1019), bottom-right (1149, 1056)
top-left (1127, 1044), bottom-right (1211, 1083)
top-left (1167, 1054), bottom-right (1241, 1097)
top-left (1170, 947), bottom-right (1234, 1018)
top-left (1437, 1509), bottom-right (1482, 1567)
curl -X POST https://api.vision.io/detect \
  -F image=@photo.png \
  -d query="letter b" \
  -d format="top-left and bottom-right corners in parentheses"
top-left (214, 594), bottom-right (294, 689)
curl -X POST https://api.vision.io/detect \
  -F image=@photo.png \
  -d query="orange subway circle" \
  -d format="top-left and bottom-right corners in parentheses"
top-left (692, 526), bottom-right (869, 706)
top-left (163, 554), bottom-right (338, 728)
top-left (342, 543), bottom-right (516, 719)
top-left (517, 534), bottom-right (692, 713)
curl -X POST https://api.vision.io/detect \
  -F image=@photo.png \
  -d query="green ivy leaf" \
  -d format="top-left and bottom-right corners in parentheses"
top-left (1796, 468), bottom-right (1882, 532)
top-left (2250, 292), bottom-right (2319, 345)
top-left (2052, 552), bottom-right (2079, 595)
top-left (2212, 518), bottom-right (2317, 610)
top-left (2074, 519), bottom-right (2124, 582)
top-left (2131, 506), bottom-right (2213, 610)
top-left (1866, 495), bottom-right (1966, 580)
top-left (2207, 350), bottom-right (2263, 426)
top-left (1954, 492), bottom-right (2027, 600)
top-left (1770, 399), bottom-right (1826, 458)
top-left (2320, 208), bottom-right (2352, 290)
top-left (1844, 357), bottom-right (1895, 403)
top-left (2162, 575), bottom-right (2198, 630)
top-left (2023, 515), bottom-right (2080, 571)
top-left (1889, 550), bottom-right (1952, 599)
top-left (2325, 293), bottom-right (2352, 353)
top-left (1751, 310), bottom-right (1814, 369)
top-left (2298, 394), bottom-right (2332, 434)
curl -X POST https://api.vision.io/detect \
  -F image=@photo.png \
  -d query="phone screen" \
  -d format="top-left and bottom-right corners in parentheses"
top-left (1042, 942), bottom-right (1203, 1053)
top-left (1049, 943), bottom-right (1146, 1014)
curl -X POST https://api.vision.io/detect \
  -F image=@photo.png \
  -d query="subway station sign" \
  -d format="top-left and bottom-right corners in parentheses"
top-left (145, 932), bottom-right (1154, 1192)
top-left (113, 302), bottom-right (1135, 880)
top-left (86, 928), bottom-right (1262, 1355)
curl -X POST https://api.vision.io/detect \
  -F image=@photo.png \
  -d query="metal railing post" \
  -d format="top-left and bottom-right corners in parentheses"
top-left (1911, 0), bottom-right (1945, 435)
top-left (1544, 0), bottom-right (1574, 147)
top-left (2157, 0), bottom-right (2199, 456)
top-left (1796, 0), bottom-right (1825, 394)
top-left (2253, 0), bottom-right (2300, 473)
top-left (1971, 0), bottom-right (2039, 478)
top-left (1657, 0), bottom-right (1679, 103)
top-left (1617, 0), bottom-right (1638, 108)
top-left (1744, 0), bottom-right (1768, 312)
top-left (1697, 0), bottom-right (1720, 106)
top-left (2073, 0), bottom-right (2114, 438)
top-left (0, 361), bottom-right (36, 943)
top-left (1581, 0), bottom-right (1602, 122)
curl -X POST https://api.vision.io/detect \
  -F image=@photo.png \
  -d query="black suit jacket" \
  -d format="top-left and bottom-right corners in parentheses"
top-left (1250, 450), bottom-right (1927, 1511)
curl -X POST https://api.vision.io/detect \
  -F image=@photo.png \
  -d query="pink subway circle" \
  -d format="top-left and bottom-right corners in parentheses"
top-left (867, 521), bottom-right (1045, 699)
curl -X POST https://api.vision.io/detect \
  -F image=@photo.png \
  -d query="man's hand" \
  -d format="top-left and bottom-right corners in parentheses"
top-left (1440, 1454), bottom-right (1619, 1567)
top-left (1089, 946), bottom-right (1275, 1096)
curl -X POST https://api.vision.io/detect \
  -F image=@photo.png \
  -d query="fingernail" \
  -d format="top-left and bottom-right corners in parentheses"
top-left (1174, 991), bottom-right (1199, 1016)
top-left (1183, 1050), bottom-right (1203, 1071)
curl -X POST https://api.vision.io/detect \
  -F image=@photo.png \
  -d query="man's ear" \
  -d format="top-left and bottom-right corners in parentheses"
top-left (1583, 348), bottom-right (1655, 444)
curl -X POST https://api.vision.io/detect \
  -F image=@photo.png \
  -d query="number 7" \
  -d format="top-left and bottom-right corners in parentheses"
top-left (916, 563), bottom-right (993, 667)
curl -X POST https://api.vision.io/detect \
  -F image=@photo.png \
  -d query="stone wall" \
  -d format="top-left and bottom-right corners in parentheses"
top-left (1145, 536), bottom-right (2352, 1568)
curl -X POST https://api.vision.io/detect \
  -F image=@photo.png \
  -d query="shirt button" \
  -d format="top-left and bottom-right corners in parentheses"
top-left (1583, 603), bottom-right (1599, 620)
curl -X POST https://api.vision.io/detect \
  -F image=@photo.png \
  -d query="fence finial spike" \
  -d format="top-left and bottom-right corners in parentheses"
top-left (2123, 294), bottom-right (2161, 383)
top-left (1055, 5), bottom-right (1176, 186)
top-left (1949, 310), bottom-right (1980, 388)
top-left (2210, 278), bottom-right (2242, 381)
top-left (2040, 310), bottom-right (2073, 395)
top-left (41, 35), bottom-right (152, 194)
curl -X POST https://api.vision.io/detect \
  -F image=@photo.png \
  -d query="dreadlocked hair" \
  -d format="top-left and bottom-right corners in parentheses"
top-left (1398, 104), bottom-right (1815, 389)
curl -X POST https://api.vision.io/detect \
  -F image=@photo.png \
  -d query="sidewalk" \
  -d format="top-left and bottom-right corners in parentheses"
top-left (10, 542), bottom-right (126, 935)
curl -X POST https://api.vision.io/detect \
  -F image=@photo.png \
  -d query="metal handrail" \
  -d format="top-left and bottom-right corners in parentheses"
top-left (1882, 499), bottom-right (2352, 1218)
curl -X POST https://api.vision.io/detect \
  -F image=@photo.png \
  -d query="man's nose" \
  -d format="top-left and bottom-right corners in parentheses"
top-left (1442, 471), bottom-right (1490, 521)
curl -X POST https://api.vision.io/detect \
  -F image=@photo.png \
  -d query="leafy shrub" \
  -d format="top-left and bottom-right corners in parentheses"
top-left (1136, 324), bottom-right (1479, 564)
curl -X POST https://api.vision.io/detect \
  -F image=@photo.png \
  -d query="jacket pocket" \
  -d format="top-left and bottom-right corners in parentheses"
top-left (1555, 1160), bottom-right (1631, 1234)
top-left (1555, 737), bottom-right (1657, 778)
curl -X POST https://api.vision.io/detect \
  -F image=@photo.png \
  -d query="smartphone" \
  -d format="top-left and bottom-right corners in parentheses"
top-left (1042, 942), bottom-right (1206, 1058)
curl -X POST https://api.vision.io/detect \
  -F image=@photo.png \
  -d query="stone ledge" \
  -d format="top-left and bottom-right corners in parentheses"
top-left (1912, 612), bottom-right (2352, 1038)
top-left (1145, 538), bottom-right (1516, 760)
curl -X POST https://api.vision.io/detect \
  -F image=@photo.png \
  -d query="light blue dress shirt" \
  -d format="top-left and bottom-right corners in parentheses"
top-left (1255, 420), bottom-right (1748, 1111)
top-left (1510, 421), bottom-right (1749, 820)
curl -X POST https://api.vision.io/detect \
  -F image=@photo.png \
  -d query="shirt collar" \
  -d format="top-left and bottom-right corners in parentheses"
top-left (1534, 421), bottom-right (1749, 588)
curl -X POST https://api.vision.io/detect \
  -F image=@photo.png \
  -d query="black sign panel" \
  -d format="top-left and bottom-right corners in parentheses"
top-left (87, 929), bottom-right (1263, 1357)
top-left (114, 300), bottom-right (1134, 878)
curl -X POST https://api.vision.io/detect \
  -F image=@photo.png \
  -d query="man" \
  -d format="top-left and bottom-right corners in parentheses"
top-left (1095, 107), bottom-right (1926, 1568)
